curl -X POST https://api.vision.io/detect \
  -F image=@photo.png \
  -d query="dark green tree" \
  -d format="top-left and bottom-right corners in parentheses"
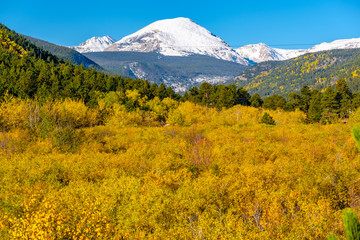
top-left (236, 87), bottom-right (251, 106)
top-left (321, 86), bottom-right (338, 123)
top-left (156, 83), bottom-right (167, 100)
top-left (299, 85), bottom-right (312, 113)
top-left (263, 95), bottom-right (286, 110)
top-left (259, 112), bottom-right (276, 125)
top-left (198, 82), bottom-right (213, 106)
top-left (250, 93), bottom-right (263, 108)
top-left (307, 91), bottom-right (323, 123)
top-left (335, 79), bottom-right (352, 118)
top-left (216, 85), bottom-right (236, 109)
top-left (165, 86), bottom-right (176, 99)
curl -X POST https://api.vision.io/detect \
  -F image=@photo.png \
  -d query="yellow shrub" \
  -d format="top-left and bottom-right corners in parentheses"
top-left (167, 101), bottom-right (217, 126)
top-left (52, 98), bottom-right (98, 128)
top-left (0, 97), bottom-right (30, 129)
top-left (105, 104), bottom-right (143, 128)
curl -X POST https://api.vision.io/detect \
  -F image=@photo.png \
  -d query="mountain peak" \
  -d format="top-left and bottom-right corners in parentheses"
top-left (105, 17), bottom-right (248, 65)
top-left (236, 43), bottom-right (285, 63)
top-left (71, 36), bottom-right (116, 53)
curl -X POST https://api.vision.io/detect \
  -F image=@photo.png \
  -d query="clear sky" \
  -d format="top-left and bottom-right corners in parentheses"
top-left (1, 0), bottom-right (360, 49)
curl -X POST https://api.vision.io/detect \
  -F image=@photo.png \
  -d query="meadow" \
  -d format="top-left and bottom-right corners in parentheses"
top-left (0, 95), bottom-right (359, 239)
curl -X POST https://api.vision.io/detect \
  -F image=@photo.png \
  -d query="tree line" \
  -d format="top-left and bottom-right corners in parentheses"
top-left (184, 79), bottom-right (360, 124)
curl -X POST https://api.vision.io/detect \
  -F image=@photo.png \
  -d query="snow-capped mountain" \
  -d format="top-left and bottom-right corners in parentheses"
top-left (235, 43), bottom-right (285, 63)
top-left (71, 36), bottom-right (116, 53)
top-left (236, 38), bottom-right (360, 63)
top-left (105, 17), bottom-right (248, 65)
top-left (307, 37), bottom-right (360, 53)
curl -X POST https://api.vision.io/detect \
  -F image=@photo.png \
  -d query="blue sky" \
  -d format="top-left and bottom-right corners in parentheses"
top-left (1, 0), bottom-right (360, 49)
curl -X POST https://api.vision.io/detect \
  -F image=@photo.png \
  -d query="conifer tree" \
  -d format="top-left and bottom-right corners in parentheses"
top-left (321, 86), bottom-right (338, 122)
top-left (259, 112), bottom-right (276, 125)
top-left (236, 87), bottom-right (251, 106)
top-left (307, 92), bottom-right (323, 123)
top-left (199, 82), bottom-right (213, 106)
top-left (300, 85), bottom-right (312, 113)
top-left (335, 79), bottom-right (352, 118)
top-left (250, 93), bottom-right (263, 107)
top-left (156, 83), bottom-right (167, 100)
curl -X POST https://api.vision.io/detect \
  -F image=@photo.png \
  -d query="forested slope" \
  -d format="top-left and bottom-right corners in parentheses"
top-left (23, 35), bottom-right (103, 70)
top-left (236, 49), bottom-right (360, 97)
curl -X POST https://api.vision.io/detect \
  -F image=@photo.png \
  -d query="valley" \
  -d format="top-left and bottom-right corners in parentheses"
top-left (1, 11), bottom-right (360, 239)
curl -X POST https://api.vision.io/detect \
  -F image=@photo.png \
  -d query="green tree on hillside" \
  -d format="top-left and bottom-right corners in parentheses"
top-left (250, 93), bottom-right (263, 107)
top-left (307, 91), bottom-right (323, 123)
top-left (321, 86), bottom-right (338, 123)
top-left (335, 79), bottom-right (352, 118)
top-left (259, 112), bottom-right (276, 125)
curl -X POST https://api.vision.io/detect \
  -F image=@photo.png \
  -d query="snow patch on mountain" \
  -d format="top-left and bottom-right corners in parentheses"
top-left (236, 43), bottom-right (306, 63)
top-left (71, 36), bottom-right (116, 53)
top-left (105, 17), bottom-right (248, 65)
top-left (273, 48), bottom-right (306, 60)
top-left (236, 43), bottom-right (285, 62)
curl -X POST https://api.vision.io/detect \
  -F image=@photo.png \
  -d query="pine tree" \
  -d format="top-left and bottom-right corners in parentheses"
top-left (259, 112), bottom-right (276, 125)
top-left (199, 82), bottom-right (213, 106)
top-left (321, 86), bottom-right (338, 123)
top-left (307, 92), bottom-right (323, 123)
top-left (263, 95), bottom-right (286, 110)
top-left (300, 85), bottom-right (312, 113)
top-left (156, 83), bottom-right (167, 100)
top-left (250, 93), bottom-right (263, 108)
top-left (335, 79), bottom-right (352, 118)
top-left (236, 87), bottom-right (251, 106)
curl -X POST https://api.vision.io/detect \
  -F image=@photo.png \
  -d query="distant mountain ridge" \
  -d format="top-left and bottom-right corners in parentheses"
top-left (71, 36), bottom-right (116, 53)
top-left (236, 38), bottom-right (360, 63)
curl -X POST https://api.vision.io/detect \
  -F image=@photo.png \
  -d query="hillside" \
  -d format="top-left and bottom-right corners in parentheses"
top-left (23, 35), bottom-right (103, 70)
top-left (84, 51), bottom-right (247, 92)
top-left (0, 23), bottom-right (185, 102)
top-left (235, 48), bottom-right (360, 96)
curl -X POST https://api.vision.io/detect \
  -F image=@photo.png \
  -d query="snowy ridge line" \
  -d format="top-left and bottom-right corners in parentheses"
top-left (69, 17), bottom-right (360, 64)
top-left (236, 37), bottom-right (360, 63)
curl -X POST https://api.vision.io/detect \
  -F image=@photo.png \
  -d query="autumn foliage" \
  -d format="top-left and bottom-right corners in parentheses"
top-left (0, 95), bottom-right (359, 239)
